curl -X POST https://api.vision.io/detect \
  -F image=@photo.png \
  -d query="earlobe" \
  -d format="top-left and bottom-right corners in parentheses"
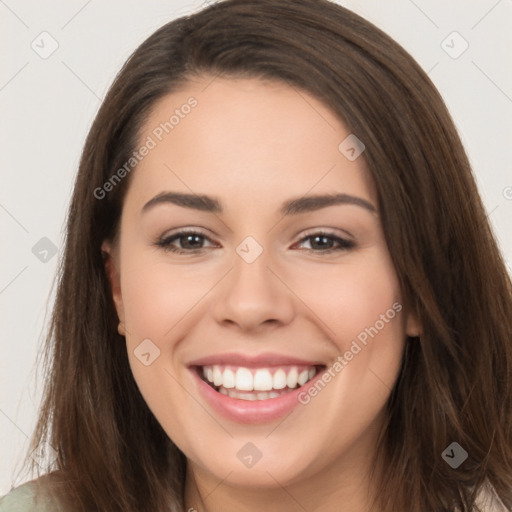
top-left (405, 310), bottom-right (422, 338)
top-left (101, 241), bottom-right (125, 334)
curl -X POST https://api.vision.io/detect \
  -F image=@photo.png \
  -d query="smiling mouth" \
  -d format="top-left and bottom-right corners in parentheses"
top-left (194, 364), bottom-right (326, 401)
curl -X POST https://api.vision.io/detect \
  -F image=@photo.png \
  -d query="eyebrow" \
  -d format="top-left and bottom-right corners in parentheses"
top-left (141, 191), bottom-right (376, 216)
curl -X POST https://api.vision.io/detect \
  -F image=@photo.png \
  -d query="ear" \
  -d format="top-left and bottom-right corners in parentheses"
top-left (405, 308), bottom-right (422, 338)
top-left (101, 240), bottom-right (126, 336)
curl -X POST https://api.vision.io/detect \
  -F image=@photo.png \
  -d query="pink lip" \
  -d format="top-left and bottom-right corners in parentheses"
top-left (189, 365), bottom-right (326, 424)
top-left (187, 351), bottom-right (325, 368)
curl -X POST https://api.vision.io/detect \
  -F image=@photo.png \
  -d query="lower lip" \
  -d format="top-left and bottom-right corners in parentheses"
top-left (190, 367), bottom-right (324, 424)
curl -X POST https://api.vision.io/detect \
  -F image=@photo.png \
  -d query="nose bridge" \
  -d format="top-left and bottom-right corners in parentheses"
top-left (232, 236), bottom-right (273, 292)
top-left (212, 234), bottom-right (295, 330)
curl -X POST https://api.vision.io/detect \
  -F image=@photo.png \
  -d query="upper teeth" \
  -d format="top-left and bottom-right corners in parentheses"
top-left (202, 365), bottom-right (317, 391)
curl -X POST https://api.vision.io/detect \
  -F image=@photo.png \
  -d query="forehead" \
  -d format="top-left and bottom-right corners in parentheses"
top-left (125, 76), bottom-right (377, 212)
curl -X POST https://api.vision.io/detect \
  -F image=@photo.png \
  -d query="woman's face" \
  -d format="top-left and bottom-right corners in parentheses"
top-left (103, 76), bottom-right (420, 493)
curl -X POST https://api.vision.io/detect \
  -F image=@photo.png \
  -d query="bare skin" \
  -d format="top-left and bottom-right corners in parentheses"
top-left (103, 76), bottom-right (421, 512)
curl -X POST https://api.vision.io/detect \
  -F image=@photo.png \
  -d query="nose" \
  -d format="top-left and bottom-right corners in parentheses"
top-left (211, 245), bottom-right (295, 333)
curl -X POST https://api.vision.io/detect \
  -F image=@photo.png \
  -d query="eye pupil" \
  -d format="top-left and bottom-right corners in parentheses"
top-left (182, 234), bottom-right (203, 249)
top-left (311, 235), bottom-right (333, 250)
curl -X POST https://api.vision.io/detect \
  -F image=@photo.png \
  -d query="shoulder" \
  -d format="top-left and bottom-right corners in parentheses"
top-left (0, 482), bottom-right (41, 512)
top-left (0, 474), bottom-right (67, 512)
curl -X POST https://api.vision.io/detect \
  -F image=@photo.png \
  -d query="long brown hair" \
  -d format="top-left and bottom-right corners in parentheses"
top-left (18, 0), bottom-right (512, 510)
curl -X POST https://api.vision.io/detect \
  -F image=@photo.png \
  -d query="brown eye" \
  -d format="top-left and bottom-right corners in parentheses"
top-left (155, 230), bottom-right (355, 255)
top-left (296, 232), bottom-right (355, 253)
top-left (156, 230), bottom-right (215, 254)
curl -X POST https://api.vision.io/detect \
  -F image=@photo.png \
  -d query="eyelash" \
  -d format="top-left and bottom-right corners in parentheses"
top-left (155, 229), bottom-right (355, 255)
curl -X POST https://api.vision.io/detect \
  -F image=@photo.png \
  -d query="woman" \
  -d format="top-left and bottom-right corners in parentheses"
top-left (1, 0), bottom-right (511, 510)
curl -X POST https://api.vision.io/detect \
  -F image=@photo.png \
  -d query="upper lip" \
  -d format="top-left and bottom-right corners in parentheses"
top-left (187, 352), bottom-right (326, 368)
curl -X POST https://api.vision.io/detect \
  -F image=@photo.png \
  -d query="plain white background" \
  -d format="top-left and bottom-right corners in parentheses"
top-left (1, 0), bottom-right (511, 495)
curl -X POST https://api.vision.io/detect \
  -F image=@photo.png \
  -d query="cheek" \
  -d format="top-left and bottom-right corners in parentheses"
top-left (285, 254), bottom-right (405, 462)
top-left (118, 248), bottom-right (196, 434)
top-left (290, 251), bottom-right (403, 349)
top-left (119, 249), bottom-right (208, 341)
top-left (320, 254), bottom-right (406, 413)
top-left (118, 248), bottom-right (214, 412)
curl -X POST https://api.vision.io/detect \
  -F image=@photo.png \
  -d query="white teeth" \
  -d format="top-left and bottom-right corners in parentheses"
top-left (213, 365), bottom-right (223, 386)
top-left (297, 370), bottom-right (309, 386)
top-left (234, 391), bottom-right (257, 401)
top-left (235, 367), bottom-right (253, 391)
top-left (253, 369), bottom-right (273, 391)
top-left (226, 389), bottom-right (282, 400)
top-left (201, 364), bottom-right (320, 394)
top-left (223, 368), bottom-right (235, 389)
top-left (286, 368), bottom-right (298, 388)
top-left (272, 369), bottom-right (287, 389)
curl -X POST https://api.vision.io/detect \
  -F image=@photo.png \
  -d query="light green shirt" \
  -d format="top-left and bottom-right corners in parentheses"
top-left (0, 482), bottom-right (55, 512)
top-left (1, 478), bottom-right (509, 511)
